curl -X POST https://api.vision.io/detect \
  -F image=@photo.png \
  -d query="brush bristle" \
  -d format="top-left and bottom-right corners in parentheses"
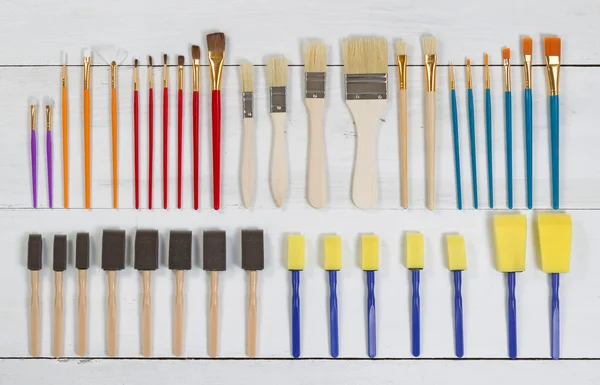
top-left (28, 97), bottom-right (38, 106)
top-left (466, 58), bottom-right (471, 66)
top-left (82, 47), bottom-right (92, 58)
top-left (44, 97), bottom-right (55, 107)
top-left (267, 56), bottom-right (288, 87)
top-left (148, 55), bottom-right (153, 66)
top-left (484, 53), bottom-right (489, 65)
top-left (342, 37), bottom-right (388, 74)
top-left (163, 54), bottom-right (167, 64)
top-left (421, 36), bottom-right (436, 55)
top-left (61, 51), bottom-right (68, 65)
top-left (178, 55), bottom-right (184, 66)
top-left (522, 37), bottom-right (533, 55)
top-left (395, 40), bottom-right (407, 56)
top-left (191, 45), bottom-right (201, 60)
top-left (207, 32), bottom-right (226, 52)
top-left (544, 36), bottom-right (561, 57)
top-left (303, 40), bottom-right (327, 73)
top-left (240, 62), bottom-right (254, 93)
top-left (94, 46), bottom-right (127, 65)
top-left (502, 48), bottom-right (510, 60)
top-left (134, 59), bottom-right (139, 67)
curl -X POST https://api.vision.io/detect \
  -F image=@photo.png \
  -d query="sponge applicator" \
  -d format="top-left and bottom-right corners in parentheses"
top-left (101, 229), bottom-right (126, 357)
top-left (287, 234), bottom-right (305, 358)
top-left (446, 234), bottom-right (467, 358)
top-left (537, 213), bottom-right (572, 360)
top-left (242, 230), bottom-right (264, 358)
top-left (406, 232), bottom-right (423, 357)
top-left (324, 235), bottom-right (341, 358)
top-left (203, 230), bottom-right (227, 358)
top-left (361, 234), bottom-right (379, 358)
top-left (134, 229), bottom-right (159, 357)
top-left (27, 234), bottom-right (43, 357)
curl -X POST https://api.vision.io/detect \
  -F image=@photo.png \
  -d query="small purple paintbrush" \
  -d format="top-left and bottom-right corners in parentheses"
top-left (45, 99), bottom-right (54, 208)
top-left (29, 99), bottom-right (38, 208)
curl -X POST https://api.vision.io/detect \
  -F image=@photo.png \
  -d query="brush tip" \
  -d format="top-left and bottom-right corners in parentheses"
top-left (178, 55), bottom-right (184, 66)
top-left (148, 55), bottom-right (153, 66)
top-left (61, 51), bottom-right (68, 64)
top-left (134, 58), bottom-right (139, 67)
top-left (163, 54), bottom-right (167, 64)
top-left (303, 40), bottom-right (327, 72)
top-left (544, 36), bottom-right (561, 57)
top-left (240, 62), bottom-right (254, 93)
top-left (395, 40), bottom-right (407, 55)
top-left (484, 53), bottom-right (489, 65)
top-left (502, 47), bottom-right (510, 60)
top-left (82, 47), bottom-right (92, 58)
top-left (191, 45), bottom-right (201, 60)
top-left (342, 37), bottom-right (388, 74)
top-left (267, 56), bottom-right (288, 87)
top-left (522, 37), bottom-right (533, 55)
top-left (207, 32), bottom-right (226, 52)
top-left (28, 97), bottom-right (38, 106)
top-left (44, 97), bottom-right (55, 107)
top-left (421, 35), bottom-right (436, 55)
top-left (466, 58), bottom-right (471, 66)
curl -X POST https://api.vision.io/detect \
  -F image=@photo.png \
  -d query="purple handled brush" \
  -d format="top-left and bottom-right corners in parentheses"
top-left (45, 101), bottom-right (54, 208)
top-left (29, 101), bottom-right (38, 208)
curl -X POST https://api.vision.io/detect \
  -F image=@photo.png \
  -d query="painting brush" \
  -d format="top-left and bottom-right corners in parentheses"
top-left (493, 214), bottom-right (527, 359)
top-left (522, 37), bottom-right (533, 209)
top-left (29, 99), bottom-right (38, 208)
top-left (324, 235), bottom-right (341, 357)
top-left (177, 55), bottom-right (184, 209)
top-left (502, 47), bottom-right (513, 209)
top-left (241, 229), bottom-right (264, 357)
top-left (342, 37), bottom-right (388, 210)
top-left (288, 234), bottom-right (305, 358)
top-left (191, 45), bottom-right (201, 210)
top-left (168, 230), bottom-right (192, 356)
top-left (484, 53), bottom-right (494, 208)
top-left (52, 235), bottom-right (67, 358)
top-left (133, 59), bottom-right (140, 209)
top-left (240, 62), bottom-right (255, 208)
top-left (96, 46), bottom-right (128, 208)
top-left (83, 48), bottom-right (92, 209)
top-left (203, 230), bottom-right (226, 357)
top-left (362, 234), bottom-right (379, 358)
top-left (422, 36), bottom-right (437, 210)
top-left (27, 234), bottom-right (42, 356)
top-left (134, 229), bottom-right (159, 357)
top-left (446, 234), bottom-right (467, 358)
top-left (449, 63), bottom-right (463, 210)
top-left (396, 40), bottom-right (408, 208)
top-left (61, 52), bottom-right (69, 208)
top-left (148, 56), bottom-right (155, 210)
top-left (406, 232), bottom-right (424, 357)
top-left (45, 99), bottom-right (54, 208)
top-left (466, 59), bottom-right (478, 209)
top-left (101, 229), bottom-right (126, 356)
top-left (544, 37), bottom-right (561, 210)
top-left (208, 32), bottom-right (226, 210)
top-left (304, 40), bottom-right (328, 208)
top-left (537, 213), bottom-right (572, 359)
top-left (75, 232), bottom-right (90, 356)
top-left (162, 54), bottom-right (169, 209)
top-left (267, 56), bottom-right (290, 207)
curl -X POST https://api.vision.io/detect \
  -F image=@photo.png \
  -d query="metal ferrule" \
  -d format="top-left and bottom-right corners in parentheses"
top-left (242, 92), bottom-right (254, 118)
top-left (466, 63), bottom-right (472, 89)
top-left (397, 55), bottom-right (407, 90)
top-left (503, 59), bottom-right (511, 92)
top-left (192, 60), bottom-right (200, 92)
top-left (83, 56), bottom-right (91, 90)
top-left (484, 64), bottom-right (491, 89)
top-left (305, 72), bottom-right (325, 99)
top-left (110, 62), bottom-right (117, 89)
top-left (270, 86), bottom-right (287, 113)
top-left (449, 64), bottom-right (455, 90)
top-left (46, 105), bottom-right (52, 131)
top-left (133, 64), bottom-right (139, 91)
top-left (424, 54), bottom-right (437, 92)
top-left (178, 64), bottom-right (184, 90)
top-left (545, 55), bottom-right (560, 96)
top-left (61, 64), bottom-right (67, 88)
top-left (148, 64), bottom-right (153, 89)
top-left (345, 73), bottom-right (388, 100)
top-left (523, 55), bottom-right (532, 89)
top-left (163, 64), bottom-right (168, 88)
top-left (30, 105), bottom-right (37, 131)
top-left (208, 51), bottom-right (224, 91)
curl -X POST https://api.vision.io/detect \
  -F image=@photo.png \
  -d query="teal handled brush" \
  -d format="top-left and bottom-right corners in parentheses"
top-left (484, 53), bottom-right (494, 208)
top-left (522, 37), bottom-right (533, 209)
top-left (502, 48), bottom-right (513, 209)
top-left (465, 59), bottom-right (478, 209)
top-left (544, 37), bottom-right (561, 210)
top-left (448, 63), bottom-right (462, 210)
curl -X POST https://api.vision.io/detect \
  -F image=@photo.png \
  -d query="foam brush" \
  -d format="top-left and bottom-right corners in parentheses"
top-left (288, 234), bottom-right (305, 358)
top-left (27, 234), bottom-right (42, 356)
top-left (544, 37), bottom-right (561, 210)
top-left (133, 59), bottom-right (140, 209)
top-left (148, 56), bottom-right (155, 209)
top-left (493, 214), bottom-right (527, 358)
top-left (396, 41), bottom-right (408, 208)
top-left (324, 235), bottom-right (341, 357)
top-left (75, 233), bottom-right (90, 356)
top-left (502, 48), bottom-right (513, 209)
top-left (177, 55), bottom-right (184, 209)
top-left (61, 52), bottom-right (69, 208)
top-left (52, 235), bottom-right (67, 357)
top-left (191, 45), bottom-right (201, 210)
top-left (240, 62), bottom-right (255, 208)
top-left (304, 40), bottom-right (328, 208)
top-left (447, 234), bottom-right (467, 358)
top-left (422, 36), bottom-right (437, 210)
top-left (134, 230), bottom-right (159, 356)
top-left (29, 99), bottom-right (38, 208)
top-left (522, 37), bottom-right (533, 209)
top-left (101, 229), bottom-right (126, 356)
top-left (484, 53), bottom-right (494, 208)
top-left (449, 63), bottom-right (463, 209)
top-left (203, 230), bottom-right (227, 357)
top-left (168, 230), bottom-right (192, 356)
top-left (241, 230), bottom-right (264, 357)
top-left (537, 213), bottom-right (572, 359)
top-left (208, 33), bottom-right (226, 210)
top-left (466, 59), bottom-right (478, 209)
top-left (162, 54), bottom-right (169, 209)
top-left (362, 234), bottom-right (379, 358)
top-left (83, 48), bottom-right (92, 208)
top-left (342, 37), bottom-right (388, 210)
top-left (406, 232), bottom-right (424, 357)
top-left (45, 98), bottom-right (54, 208)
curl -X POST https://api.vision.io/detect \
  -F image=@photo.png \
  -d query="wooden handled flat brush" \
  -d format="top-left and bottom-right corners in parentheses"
top-left (240, 62), bottom-right (255, 208)
top-left (395, 41), bottom-right (408, 208)
top-left (203, 230), bottom-right (227, 357)
top-left (422, 36), bottom-right (437, 210)
top-left (52, 235), bottom-right (67, 357)
top-left (148, 56), bottom-right (155, 210)
top-left (208, 33), bottom-right (226, 210)
top-left (168, 230), bottom-right (192, 356)
top-left (134, 229), bottom-right (159, 356)
top-left (241, 229), bottom-right (264, 357)
top-left (83, 48), bottom-right (92, 209)
top-left (342, 37), bottom-right (388, 210)
top-left (28, 234), bottom-right (42, 356)
top-left (61, 52), bottom-right (69, 208)
top-left (101, 230), bottom-right (126, 356)
top-left (75, 233), bottom-right (90, 356)
top-left (192, 45), bottom-right (201, 210)
top-left (544, 37), bottom-right (561, 210)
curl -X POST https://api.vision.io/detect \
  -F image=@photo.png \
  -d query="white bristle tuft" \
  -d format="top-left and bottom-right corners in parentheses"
top-left (422, 35), bottom-right (436, 56)
top-left (395, 40), bottom-right (407, 56)
top-left (28, 97), bottom-right (38, 106)
top-left (304, 40), bottom-right (327, 73)
top-left (240, 62), bottom-right (254, 93)
top-left (342, 37), bottom-right (388, 74)
top-left (94, 46), bottom-right (128, 65)
top-left (61, 51), bottom-right (68, 65)
top-left (44, 97), bottom-right (55, 107)
top-left (82, 47), bottom-right (92, 58)
top-left (267, 56), bottom-right (288, 87)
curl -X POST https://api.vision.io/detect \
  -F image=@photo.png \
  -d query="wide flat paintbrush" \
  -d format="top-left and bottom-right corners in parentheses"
top-left (83, 48), bottom-right (92, 209)
top-left (395, 41), bottom-right (408, 208)
top-left (101, 229), bottom-right (126, 356)
top-left (133, 59), bottom-right (140, 209)
top-left (134, 229), bottom-right (159, 356)
top-left (502, 47), bottom-right (513, 209)
top-left (177, 55), bottom-right (184, 209)
top-left (422, 36), bottom-right (437, 210)
top-left (168, 230), bottom-right (192, 356)
top-left (484, 53), bottom-right (494, 208)
top-left (208, 32), bottom-right (226, 210)
top-left (162, 54), bottom-right (169, 209)
top-left (241, 229), bottom-right (264, 357)
top-left (362, 234), bottom-right (379, 358)
top-left (446, 234), bottom-right (467, 358)
top-left (522, 37), bottom-right (533, 209)
top-left (324, 235), bottom-right (341, 357)
top-left (28, 234), bottom-right (42, 356)
top-left (267, 56), bottom-right (290, 207)
top-left (29, 99), bottom-right (38, 208)
top-left (466, 59), bottom-right (478, 209)
top-left (406, 232), bottom-right (424, 357)
top-left (304, 40), bottom-right (328, 208)
top-left (148, 56), bottom-right (155, 210)
top-left (544, 37), bottom-right (561, 210)
top-left (342, 37), bottom-right (388, 210)
top-left (45, 99), bottom-right (54, 208)
top-left (203, 230), bottom-right (226, 357)
top-left (53, 235), bottom-right (67, 357)
top-left (240, 62), bottom-right (255, 208)
top-left (192, 45), bottom-right (201, 210)
top-left (288, 234), bottom-right (305, 358)
top-left (61, 52), bottom-right (69, 208)
top-left (449, 63), bottom-right (463, 210)
top-left (75, 232), bottom-right (90, 356)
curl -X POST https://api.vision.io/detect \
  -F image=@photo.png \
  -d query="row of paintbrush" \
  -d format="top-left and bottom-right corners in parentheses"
top-left (26, 213), bottom-right (571, 359)
top-left (31, 34), bottom-right (562, 211)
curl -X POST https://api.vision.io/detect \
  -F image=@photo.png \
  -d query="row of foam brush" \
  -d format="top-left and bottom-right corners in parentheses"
top-left (28, 35), bottom-right (562, 211)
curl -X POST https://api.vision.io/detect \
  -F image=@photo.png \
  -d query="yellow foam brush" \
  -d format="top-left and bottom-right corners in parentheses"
top-left (287, 234), bottom-right (305, 358)
top-left (446, 234), bottom-right (466, 357)
top-left (537, 213), bottom-right (572, 360)
top-left (406, 232), bottom-right (423, 357)
top-left (361, 234), bottom-right (378, 358)
top-left (324, 234), bottom-right (341, 357)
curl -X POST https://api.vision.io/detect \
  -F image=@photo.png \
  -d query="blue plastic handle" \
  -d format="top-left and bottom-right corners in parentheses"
top-left (505, 91), bottom-right (513, 209)
top-left (366, 271), bottom-right (376, 358)
top-left (551, 273), bottom-right (560, 359)
top-left (550, 95), bottom-right (560, 210)
top-left (291, 270), bottom-right (301, 358)
top-left (451, 89), bottom-right (463, 210)
top-left (454, 271), bottom-right (464, 358)
top-left (467, 89), bottom-right (478, 209)
top-left (328, 270), bottom-right (339, 358)
top-left (507, 272), bottom-right (517, 359)
top-left (485, 89), bottom-right (494, 208)
top-left (525, 89), bottom-right (533, 209)
top-left (411, 269), bottom-right (421, 357)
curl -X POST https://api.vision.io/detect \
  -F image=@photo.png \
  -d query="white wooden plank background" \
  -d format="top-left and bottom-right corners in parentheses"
top-left (1, 0), bottom-right (599, 383)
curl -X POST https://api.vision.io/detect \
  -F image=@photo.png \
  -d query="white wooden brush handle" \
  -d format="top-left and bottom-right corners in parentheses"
top-left (347, 99), bottom-right (387, 210)
top-left (305, 98), bottom-right (327, 208)
top-left (269, 113), bottom-right (288, 207)
top-left (399, 89), bottom-right (408, 209)
top-left (77, 269), bottom-right (87, 356)
top-left (141, 271), bottom-right (152, 357)
top-left (241, 118), bottom-right (255, 209)
top-left (30, 270), bottom-right (40, 357)
top-left (53, 271), bottom-right (64, 358)
top-left (426, 91), bottom-right (436, 210)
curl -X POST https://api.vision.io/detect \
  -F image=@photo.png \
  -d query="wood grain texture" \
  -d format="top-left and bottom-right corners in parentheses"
top-left (173, 270), bottom-right (185, 357)
top-left (53, 271), bottom-right (63, 358)
top-left (141, 271), bottom-right (152, 357)
top-left (306, 98), bottom-right (327, 208)
top-left (208, 271), bottom-right (219, 357)
top-left (399, 89), bottom-right (408, 209)
top-left (76, 269), bottom-right (87, 356)
top-left (247, 271), bottom-right (258, 358)
top-left (241, 118), bottom-right (255, 208)
top-left (29, 270), bottom-right (40, 357)
top-left (425, 91), bottom-right (436, 210)
top-left (269, 113), bottom-right (289, 207)
top-left (107, 271), bottom-right (117, 357)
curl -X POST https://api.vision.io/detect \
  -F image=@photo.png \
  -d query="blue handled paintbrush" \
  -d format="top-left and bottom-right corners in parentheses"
top-left (522, 37), bottom-right (533, 209)
top-left (544, 37), bottom-right (561, 210)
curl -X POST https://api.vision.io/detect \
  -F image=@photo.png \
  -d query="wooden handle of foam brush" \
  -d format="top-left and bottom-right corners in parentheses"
top-left (30, 271), bottom-right (40, 357)
top-left (77, 270), bottom-right (88, 356)
top-left (247, 271), bottom-right (258, 357)
top-left (173, 270), bottom-right (184, 356)
top-left (107, 271), bottom-right (117, 356)
top-left (142, 271), bottom-right (152, 357)
top-left (208, 271), bottom-right (219, 357)
top-left (53, 271), bottom-right (64, 358)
